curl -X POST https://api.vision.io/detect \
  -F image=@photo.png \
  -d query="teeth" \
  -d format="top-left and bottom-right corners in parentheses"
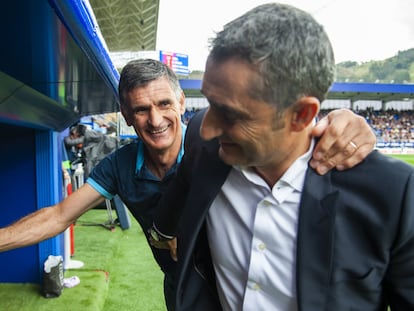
top-left (150, 126), bottom-right (168, 134)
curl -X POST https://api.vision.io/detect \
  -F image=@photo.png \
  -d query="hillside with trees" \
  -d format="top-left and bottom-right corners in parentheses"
top-left (185, 48), bottom-right (414, 84)
top-left (335, 48), bottom-right (414, 83)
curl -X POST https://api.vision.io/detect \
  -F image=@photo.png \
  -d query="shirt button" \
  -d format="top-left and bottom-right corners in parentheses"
top-left (263, 200), bottom-right (271, 207)
top-left (258, 243), bottom-right (266, 251)
top-left (251, 283), bottom-right (261, 291)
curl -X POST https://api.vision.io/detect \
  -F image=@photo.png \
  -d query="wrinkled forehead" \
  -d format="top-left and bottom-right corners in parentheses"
top-left (202, 56), bottom-right (264, 103)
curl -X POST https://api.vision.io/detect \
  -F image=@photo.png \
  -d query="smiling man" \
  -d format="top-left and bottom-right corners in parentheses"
top-left (151, 3), bottom-right (414, 311)
top-left (1, 58), bottom-right (376, 311)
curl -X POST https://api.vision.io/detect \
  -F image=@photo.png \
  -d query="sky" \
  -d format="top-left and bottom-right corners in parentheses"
top-left (156, 0), bottom-right (414, 71)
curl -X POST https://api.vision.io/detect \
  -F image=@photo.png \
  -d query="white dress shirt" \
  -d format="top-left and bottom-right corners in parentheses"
top-left (206, 141), bottom-right (314, 311)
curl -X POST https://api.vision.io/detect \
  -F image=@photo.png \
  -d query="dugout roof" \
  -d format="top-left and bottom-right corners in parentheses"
top-left (89, 0), bottom-right (159, 52)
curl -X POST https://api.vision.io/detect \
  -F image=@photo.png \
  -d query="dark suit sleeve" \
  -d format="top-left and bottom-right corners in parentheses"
top-left (153, 109), bottom-right (207, 236)
top-left (385, 170), bottom-right (414, 309)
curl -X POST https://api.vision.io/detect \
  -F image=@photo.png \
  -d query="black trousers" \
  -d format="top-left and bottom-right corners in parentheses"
top-left (164, 271), bottom-right (176, 311)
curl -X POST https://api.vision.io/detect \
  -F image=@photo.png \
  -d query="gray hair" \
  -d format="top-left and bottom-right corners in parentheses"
top-left (118, 58), bottom-right (182, 107)
top-left (208, 3), bottom-right (336, 110)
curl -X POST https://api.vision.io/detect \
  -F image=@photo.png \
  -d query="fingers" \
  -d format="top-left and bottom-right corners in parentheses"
top-left (310, 109), bottom-right (376, 174)
top-left (335, 142), bottom-right (373, 171)
top-left (149, 238), bottom-right (170, 249)
top-left (149, 237), bottom-right (178, 262)
top-left (311, 115), bottom-right (329, 138)
top-left (348, 141), bottom-right (357, 150)
top-left (169, 239), bottom-right (177, 262)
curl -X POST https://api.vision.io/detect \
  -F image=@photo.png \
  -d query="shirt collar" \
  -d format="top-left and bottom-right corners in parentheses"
top-left (278, 138), bottom-right (314, 192)
top-left (135, 122), bottom-right (187, 173)
top-left (235, 138), bottom-right (315, 192)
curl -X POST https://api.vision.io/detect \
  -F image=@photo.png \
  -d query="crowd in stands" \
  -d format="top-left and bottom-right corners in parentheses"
top-left (183, 108), bottom-right (198, 124)
top-left (184, 108), bottom-right (414, 145)
top-left (319, 108), bottom-right (414, 144)
top-left (358, 109), bottom-right (414, 143)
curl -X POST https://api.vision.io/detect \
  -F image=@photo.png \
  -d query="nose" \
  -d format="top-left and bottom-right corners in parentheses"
top-left (199, 108), bottom-right (223, 141)
top-left (148, 107), bottom-right (163, 127)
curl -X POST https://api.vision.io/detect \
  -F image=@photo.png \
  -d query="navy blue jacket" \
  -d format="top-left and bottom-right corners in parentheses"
top-left (155, 109), bottom-right (414, 310)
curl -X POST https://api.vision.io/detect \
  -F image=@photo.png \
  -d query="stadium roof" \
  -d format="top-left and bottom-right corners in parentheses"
top-left (86, 1), bottom-right (414, 110)
top-left (328, 82), bottom-right (414, 102)
top-left (88, 0), bottom-right (159, 52)
top-left (179, 80), bottom-right (414, 102)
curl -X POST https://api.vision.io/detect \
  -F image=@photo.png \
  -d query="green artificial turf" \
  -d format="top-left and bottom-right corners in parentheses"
top-left (1, 153), bottom-right (412, 310)
top-left (0, 209), bottom-right (166, 311)
top-left (387, 153), bottom-right (414, 166)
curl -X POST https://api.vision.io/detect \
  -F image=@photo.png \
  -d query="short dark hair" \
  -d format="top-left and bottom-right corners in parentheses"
top-left (118, 58), bottom-right (182, 108)
top-left (208, 3), bottom-right (336, 109)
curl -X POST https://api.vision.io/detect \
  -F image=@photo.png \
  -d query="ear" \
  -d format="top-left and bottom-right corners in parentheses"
top-left (120, 104), bottom-right (133, 126)
top-left (290, 96), bottom-right (320, 131)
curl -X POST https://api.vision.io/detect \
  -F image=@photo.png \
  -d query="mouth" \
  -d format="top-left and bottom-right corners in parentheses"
top-left (148, 125), bottom-right (169, 135)
top-left (219, 138), bottom-right (234, 146)
top-left (219, 141), bottom-right (238, 150)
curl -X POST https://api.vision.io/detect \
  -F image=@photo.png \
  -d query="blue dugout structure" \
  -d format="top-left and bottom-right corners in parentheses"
top-left (0, 0), bottom-right (119, 283)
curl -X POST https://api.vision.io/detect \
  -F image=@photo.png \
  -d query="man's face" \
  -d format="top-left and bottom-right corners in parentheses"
top-left (121, 77), bottom-right (185, 154)
top-left (200, 57), bottom-right (293, 169)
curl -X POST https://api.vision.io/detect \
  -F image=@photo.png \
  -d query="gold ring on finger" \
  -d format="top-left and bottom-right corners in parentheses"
top-left (349, 141), bottom-right (357, 149)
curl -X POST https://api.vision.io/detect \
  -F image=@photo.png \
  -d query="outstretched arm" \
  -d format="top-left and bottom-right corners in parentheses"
top-left (0, 184), bottom-right (104, 252)
top-left (310, 109), bottom-right (376, 175)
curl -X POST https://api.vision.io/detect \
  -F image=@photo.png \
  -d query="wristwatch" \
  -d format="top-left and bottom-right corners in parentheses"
top-left (149, 226), bottom-right (174, 242)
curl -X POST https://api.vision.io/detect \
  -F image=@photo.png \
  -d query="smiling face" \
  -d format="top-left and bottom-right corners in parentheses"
top-left (121, 76), bottom-right (185, 154)
top-left (200, 57), bottom-right (315, 179)
top-left (200, 57), bottom-right (289, 167)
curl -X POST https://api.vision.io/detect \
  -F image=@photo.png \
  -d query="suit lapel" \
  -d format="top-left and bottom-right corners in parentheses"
top-left (296, 169), bottom-right (339, 311)
top-left (183, 143), bottom-right (231, 241)
top-left (176, 142), bottom-right (231, 309)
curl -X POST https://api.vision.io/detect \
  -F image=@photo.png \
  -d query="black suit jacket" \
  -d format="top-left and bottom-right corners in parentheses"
top-left (155, 109), bottom-right (414, 311)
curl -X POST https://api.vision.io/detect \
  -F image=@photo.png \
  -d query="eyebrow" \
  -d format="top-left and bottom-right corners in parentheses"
top-left (208, 100), bottom-right (250, 120)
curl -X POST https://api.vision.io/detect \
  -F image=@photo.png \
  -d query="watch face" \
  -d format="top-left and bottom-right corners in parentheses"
top-left (149, 228), bottom-right (159, 241)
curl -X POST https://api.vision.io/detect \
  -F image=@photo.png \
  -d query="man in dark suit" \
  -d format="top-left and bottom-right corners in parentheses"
top-left (151, 3), bottom-right (414, 310)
